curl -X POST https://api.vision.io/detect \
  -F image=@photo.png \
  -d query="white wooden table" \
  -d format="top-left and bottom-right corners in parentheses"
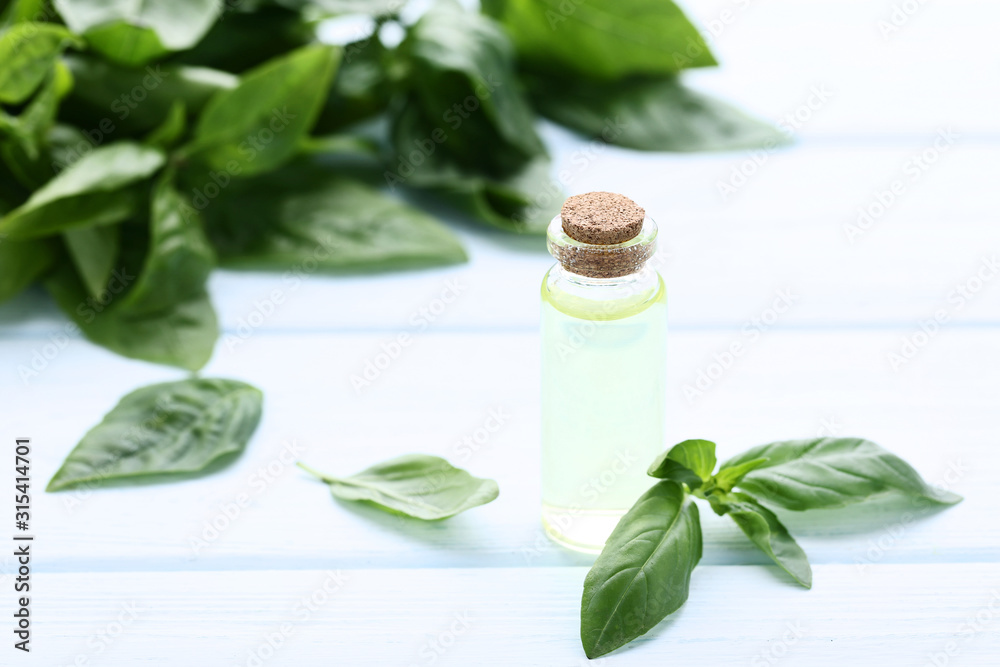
top-left (3, 1), bottom-right (999, 664)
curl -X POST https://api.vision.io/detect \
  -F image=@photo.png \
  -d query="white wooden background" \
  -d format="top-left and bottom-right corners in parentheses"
top-left (3, 0), bottom-right (1000, 664)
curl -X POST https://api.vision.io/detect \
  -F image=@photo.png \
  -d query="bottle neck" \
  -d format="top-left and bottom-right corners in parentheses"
top-left (546, 214), bottom-right (658, 280)
top-left (545, 263), bottom-right (662, 321)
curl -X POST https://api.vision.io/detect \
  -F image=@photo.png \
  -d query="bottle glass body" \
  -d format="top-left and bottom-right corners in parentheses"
top-left (540, 252), bottom-right (667, 553)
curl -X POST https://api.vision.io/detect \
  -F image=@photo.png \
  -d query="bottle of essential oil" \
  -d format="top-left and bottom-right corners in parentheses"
top-left (541, 192), bottom-right (666, 553)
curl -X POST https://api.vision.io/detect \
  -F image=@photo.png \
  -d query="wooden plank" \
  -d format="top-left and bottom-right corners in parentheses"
top-left (684, 0), bottom-right (1000, 137)
top-left (34, 564), bottom-right (1000, 665)
top-left (4, 329), bottom-right (994, 572)
top-left (1, 142), bottom-right (998, 337)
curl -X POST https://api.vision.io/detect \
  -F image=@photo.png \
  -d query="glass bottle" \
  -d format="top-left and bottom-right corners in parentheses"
top-left (540, 192), bottom-right (667, 553)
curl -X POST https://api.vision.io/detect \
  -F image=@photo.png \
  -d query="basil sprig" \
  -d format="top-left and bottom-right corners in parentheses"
top-left (582, 437), bottom-right (962, 658)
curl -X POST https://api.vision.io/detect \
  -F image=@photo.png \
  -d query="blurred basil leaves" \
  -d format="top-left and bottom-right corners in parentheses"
top-left (0, 0), bottom-right (783, 370)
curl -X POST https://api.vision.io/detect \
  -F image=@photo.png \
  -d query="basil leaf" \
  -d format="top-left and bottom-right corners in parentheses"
top-left (0, 235), bottom-right (53, 303)
top-left (1, 123), bottom-right (89, 191)
top-left (46, 176), bottom-right (218, 370)
top-left (293, 0), bottom-right (401, 14)
top-left (715, 491), bottom-right (812, 588)
top-left (62, 55), bottom-right (236, 136)
top-left (187, 44), bottom-right (339, 177)
top-left (175, 5), bottom-right (312, 74)
top-left (713, 456), bottom-right (769, 492)
top-left (1, 0), bottom-right (48, 27)
top-left (386, 1), bottom-right (557, 231)
top-left (143, 101), bottom-right (187, 149)
top-left (0, 142), bottom-right (164, 238)
top-left (298, 455), bottom-right (499, 520)
top-left (401, 0), bottom-right (544, 173)
top-left (581, 480), bottom-right (702, 658)
top-left (314, 37), bottom-right (391, 133)
top-left (2, 61), bottom-right (73, 160)
top-left (0, 22), bottom-right (80, 104)
top-left (53, 0), bottom-right (220, 66)
top-left (199, 157), bottom-right (466, 270)
top-left (722, 437), bottom-right (963, 511)
top-left (47, 378), bottom-right (263, 491)
top-left (482, 0), bottom-right (715, 80)
top-left (390, 100), bottom-right (559, 233)
top-left (63, 223), bottom-right (119, 298)
top-left (528, 73), bottom-right (788, 152)
top-left (648, 439), bottom-right (716, 486)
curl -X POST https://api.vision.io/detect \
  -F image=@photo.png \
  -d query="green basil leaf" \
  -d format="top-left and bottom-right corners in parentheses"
top-left (0, 234), bottom-right (54, 302)
top-left (53, 0), bottom-right (220, 66)
top-left (62, 55), bottom-right (237, 136)
top-left (482, 0), bottom-right (715, 80)
top-left (648, 439), bottom-right (716, 486)
top-left (527, 73), bottom-right (789, 152)
top-left (143, 100), bottom-right (186, 149)
top-left (2, 60), bottom-right (73, 160)
top-left (399, 0), bottom-right (544, 176)
top-left (722, 437), bottom-right (963, 511)
top-left (45, 176), bottom-right (218, 370)
top-left (716, 491), bottom-right (812, 588)
top-left (390, 100), bottom-right (559, 233)
top-left (63, 223), bottom-right (119, 298)
top-left (47, 377), bottom-right (263, 491)
top-left (314, 37), bottom-right (391, 133)
top-left (186, 44), bottom-right (339, 177)
top-left (1, 123), bottom-right (89, 191)
top-left (0, 22), bottom-right (80, 104)
top-left (0, 137), bottom-right (32, 202)
top-left (298, 455), bottom-right (499, 520)
top-left (291, 0), bottom-right (400, 14)
top-left (581, 480), bottom-right (702, 659)
top-left (197, 157), bottom-right (466, 270)
top-left (175, 5), bottom-right (312, 74)
top-left (0, 142), bottom-right (164, 238)
top-left (713, 456), bottom-right (769, 492)
top-left (1, 0), bottom-right (48, 27)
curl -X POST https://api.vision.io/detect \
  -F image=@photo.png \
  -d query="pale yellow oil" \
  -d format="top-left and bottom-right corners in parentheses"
top-left (540, 270), bottom-right (667, 553)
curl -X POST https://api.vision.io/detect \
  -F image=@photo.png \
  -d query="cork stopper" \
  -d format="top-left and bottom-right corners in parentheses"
top-left (548, 192), bottom-right (656, 279)
top-left (561, 192), bottom-right (645, 245)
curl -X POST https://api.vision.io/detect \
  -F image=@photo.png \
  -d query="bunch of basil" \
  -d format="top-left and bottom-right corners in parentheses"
top-left (0, 0), bottom-right (783, 370)
top-left (581, 438), bottom-right (962, 658)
